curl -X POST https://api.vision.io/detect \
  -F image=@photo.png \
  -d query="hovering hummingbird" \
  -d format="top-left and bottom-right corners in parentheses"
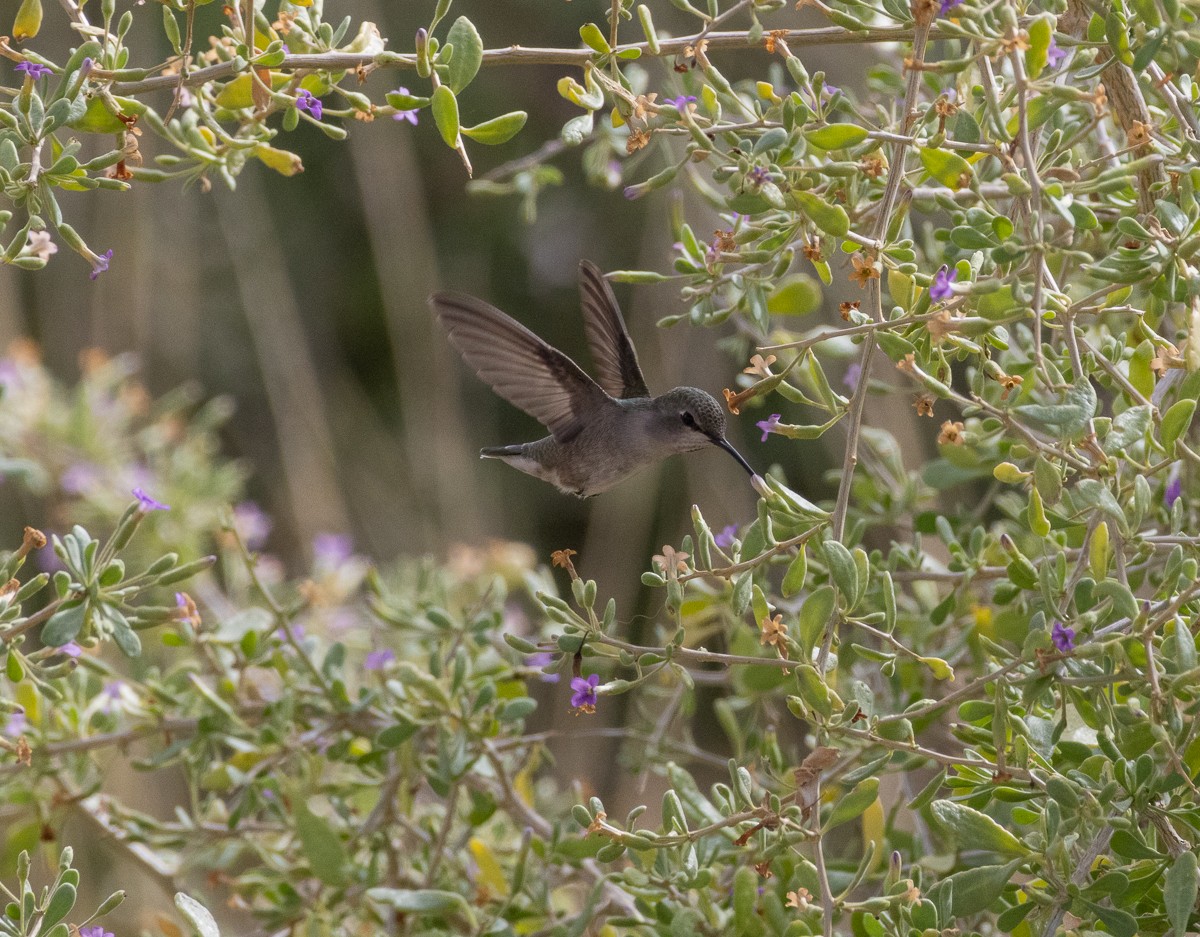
top-left (430, 260), bottom-right (755, 497)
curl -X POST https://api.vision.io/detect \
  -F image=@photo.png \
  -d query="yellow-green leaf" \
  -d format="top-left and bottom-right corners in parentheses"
top-left (431, 85), bottom-right (460, 147)
top-left (579, 22), bottom-right (611, 54)
top-left (767, 274), bottom-right (822, 316)
top-left (254, 144), bottom-right (304, 176)
top-left (804, 123), bottom-right (869, 150)
top-left (461, 110), bottom-right (527, 145)
top-left (792, 191), bottom-right (850, 236)
top-left (931, 801), bottom-right (1031, 857)
top-left (445, 16), bottom-right (483, 93)
top-left (13, 0), bottom-right (42, 41)
top-left (823, 777), bottom-right (879, 832)
top-left (919, 147), bottom-right (973, 190)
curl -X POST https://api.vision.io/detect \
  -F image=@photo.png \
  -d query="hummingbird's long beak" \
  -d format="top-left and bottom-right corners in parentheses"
top-left (714, 437), bottom-right (755, 476)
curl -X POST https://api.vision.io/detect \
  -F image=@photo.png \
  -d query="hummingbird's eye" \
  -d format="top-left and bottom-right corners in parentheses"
top-left (680, 411), bottom-right (697, 429)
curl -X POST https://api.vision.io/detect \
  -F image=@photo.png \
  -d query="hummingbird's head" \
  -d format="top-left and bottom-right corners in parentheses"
top-left (657, 387), bottom-right (755, 476)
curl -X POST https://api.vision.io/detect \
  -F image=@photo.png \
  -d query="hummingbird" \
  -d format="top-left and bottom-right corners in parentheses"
top-left (430, 260), bottom-right (755, 497)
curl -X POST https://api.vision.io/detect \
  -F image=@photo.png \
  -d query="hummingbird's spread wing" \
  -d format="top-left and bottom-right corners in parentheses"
top-left (431, 291), bottom-right (611, 443)
top-left (578, 261), bottom-right (651, 400)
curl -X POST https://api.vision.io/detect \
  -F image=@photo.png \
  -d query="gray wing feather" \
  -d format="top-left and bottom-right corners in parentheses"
top-left (578, 261), bottom-right (651, 399)
top-left (431, 290), bottom-right (610, 442)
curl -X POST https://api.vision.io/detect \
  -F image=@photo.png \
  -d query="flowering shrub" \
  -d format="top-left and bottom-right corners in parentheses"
top-left (4, 1), bottom-right (1200, 936)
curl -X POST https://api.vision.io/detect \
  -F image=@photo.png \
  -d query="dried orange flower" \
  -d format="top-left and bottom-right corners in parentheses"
top-left (744, 353), bottom-right (777, 377)
top-left (631, 93), bottom-right (659, 123)
top-left (1127, 120), bottom-right (1153, 149)
top-left (763, 29), bottom-right (790, 55)
top-left (786, 888), bottom-right (812, 910)
top-left (723, 386), bottom-right (757, 415)
top-left (626, 128), bottom-right (650, 154)
top-left (938, 420), bottom-right (966, 445)
top-left (713, 228), bottom-right (737, 253)
top-left (859, 155), bottom-right (887, 179)
top-left (652, 545), bottom-right (690, 580)
top-left (839, 300), bottom-right (861, 320)
top-left (801, 240), bottom-right (824, 264)
top-left (759, 613), bottom-right (788, 656)
top-left (551, 548), bottom-right (579, 580)
top-left (850, 253), bottom-right (879, 287)
top-left (997, 372), bottom-right (1024, 399)
top-left (587, 810), bottom-right (607, 834)
top-left (896, 353), bottom-right (916, 374)
top-left (913, 393), bottom-right (936, 417)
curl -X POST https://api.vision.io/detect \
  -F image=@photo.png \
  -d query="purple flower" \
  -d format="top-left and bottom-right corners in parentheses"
top-left (570, 673), bottom-right (600, 709)
top-left (295, 89), bottom-right (323, 121)
top-left (57, 642), bottom-right (82, 658)
top-left (98, 681), bottom-right (123, 714)
top-left (715, 525), bottom-right (738, 550)
top-left (313, 533), bottom-right (353, 566)
top-left (526, 651), bottom-right (560, 683)
top-left (391, 87), bottom-right (419, 124)
top-left (938, 0), bottom-right (963, 15)
top-left (748, 165), bottom-right (770, 186)
top-left (365, 648), bottom-right (395, 671)
top-left (88, 249), bottom-right (112, 281)
top-left (1051, 619), bottom-right (1075, 653)
top-left (5, 712), bottom-right (26, 736)
top-left (275, 623), bottom-right (304, 642)
top-left (15, 61), bottom-right (52, 80)
top-left (844, 361), bottom-right (862, 391)
top-left (664, 94), bottom-right (697, 111)
top-left (132, 486), bottom-right (169, 512)
top-left (1046, 37), bottom-right (1067, 69)
top-left (79, 927), bottom-right (114, 937)
top-left (233, 501), bottom-right (272, 550)
top-left (756, 413), bottom-right (782, 442)
top-left (60, 461), bottom-right (100, 495)
top-left (1165, 469), bottom-right (1182, 507)
top-left (79, 58), bottom-right (93, 78)
top-left (929, 265), bottom-right (957, 302)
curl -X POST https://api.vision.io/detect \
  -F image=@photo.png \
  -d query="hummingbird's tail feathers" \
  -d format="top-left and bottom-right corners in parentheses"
top-left (577, 261), bottom-right (651, 400)
top-left (480, 444), bottom-right (526, 459)
top-left (430, 290), bottom-right (610, 443)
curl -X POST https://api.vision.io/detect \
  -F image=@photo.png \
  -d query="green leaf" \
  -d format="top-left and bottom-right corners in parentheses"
top-left (461, 111), bottom-right (527, 145)
top-left (804, 123), bottom-right (869, 150)
top-left (781, 546), bottom-right (807, 597)
top-left (445, 16), bottom-right (483, 93)
top-left (767, 274), bottom-right (822, 316)
top-left (919, 147), bottom-right (973, 190)
top-left (431, 85), bottom-right (460, 148)
top-left (40, 884), bottom-right (75, 931)
top-left (41, 600), bottom-right (86, 647)
top-left (385, 90), bottom-right (430, 110)
top-left (1162, 399), bottom-right (1196, 453)
top-left (1025, 16), bottom-right (1053, 78)
top-left (174, 893), bottom-right (220, 937)
top-left (792, 191), bottom-right (850, 236)
top-left (296, 803), bottom-right (349, 886)
top-left (1165, 847), bottom-right (1198, 936)
top-left (937, 859), bottom-right (1023, 917)
top-left (822, 777), bottom-right (878, 832)
top-left (931, 801), bottom-right (1031, 857)
top-left (798, 585), bottom-right (835, 657)
top-left (367, 888), bottom-right (476, 926)
top-left (579, 22), bottom-right (611, 54)
top-left (822, 539), bottom-right (858, 605)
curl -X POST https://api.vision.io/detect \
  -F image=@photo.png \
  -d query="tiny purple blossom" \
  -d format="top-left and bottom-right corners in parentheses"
top-left (844, 361), bottom-right (862, 391)
top-left (1051, 620), bottom-right (1076, 653)
top-left (392, 87), bottom-right (419, 124)
top-left (748, 165), bottom-right (770, 186)
top-left (5, 712), bottom-right (25, 736)
top-left (570, 673), bottom-right (600, 709)
top-left (664, 94), bottom-right (697, 111)
top-left (929, 265), bottom-right (957, 302)
top-left (715, 525), bottom-right (738, 550)
top-left (15, 62), bottom-right (52, 80)
top-left (365, 648), bottom-right (396, 671)
top-left (275, 623), bottom-right (304, 642)
top-left (79, 58), bottom-right (93, 78)
top-left (1165, 472), bottom-right (1183, 507)
top-left (233, 501), bottom-right (273, 550)
top-left (526, 651), bottom-right (560, 683)
top-left (1046, 37), bottom-right (1067, 69)
top-left (61, 461), bottom-right (101, 495)
top-left (88, 248), bottom-right (113, 281)
top-left (313, 533), bottom-right (353, 566)
top-left (938, 0), bottom-right (963, 15)
top-left (132, 486), bottom-right (169, 512)
top-left (295, 89), bottom-right (323, 121)
top-left (57, 642), bottom-right (82, 658)
top-left (99, 681), bottom-right (123, 714)
top-left (756, 413), bottom-right (782, 442)
top-left (79, 927), bottom-right (114, 937)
